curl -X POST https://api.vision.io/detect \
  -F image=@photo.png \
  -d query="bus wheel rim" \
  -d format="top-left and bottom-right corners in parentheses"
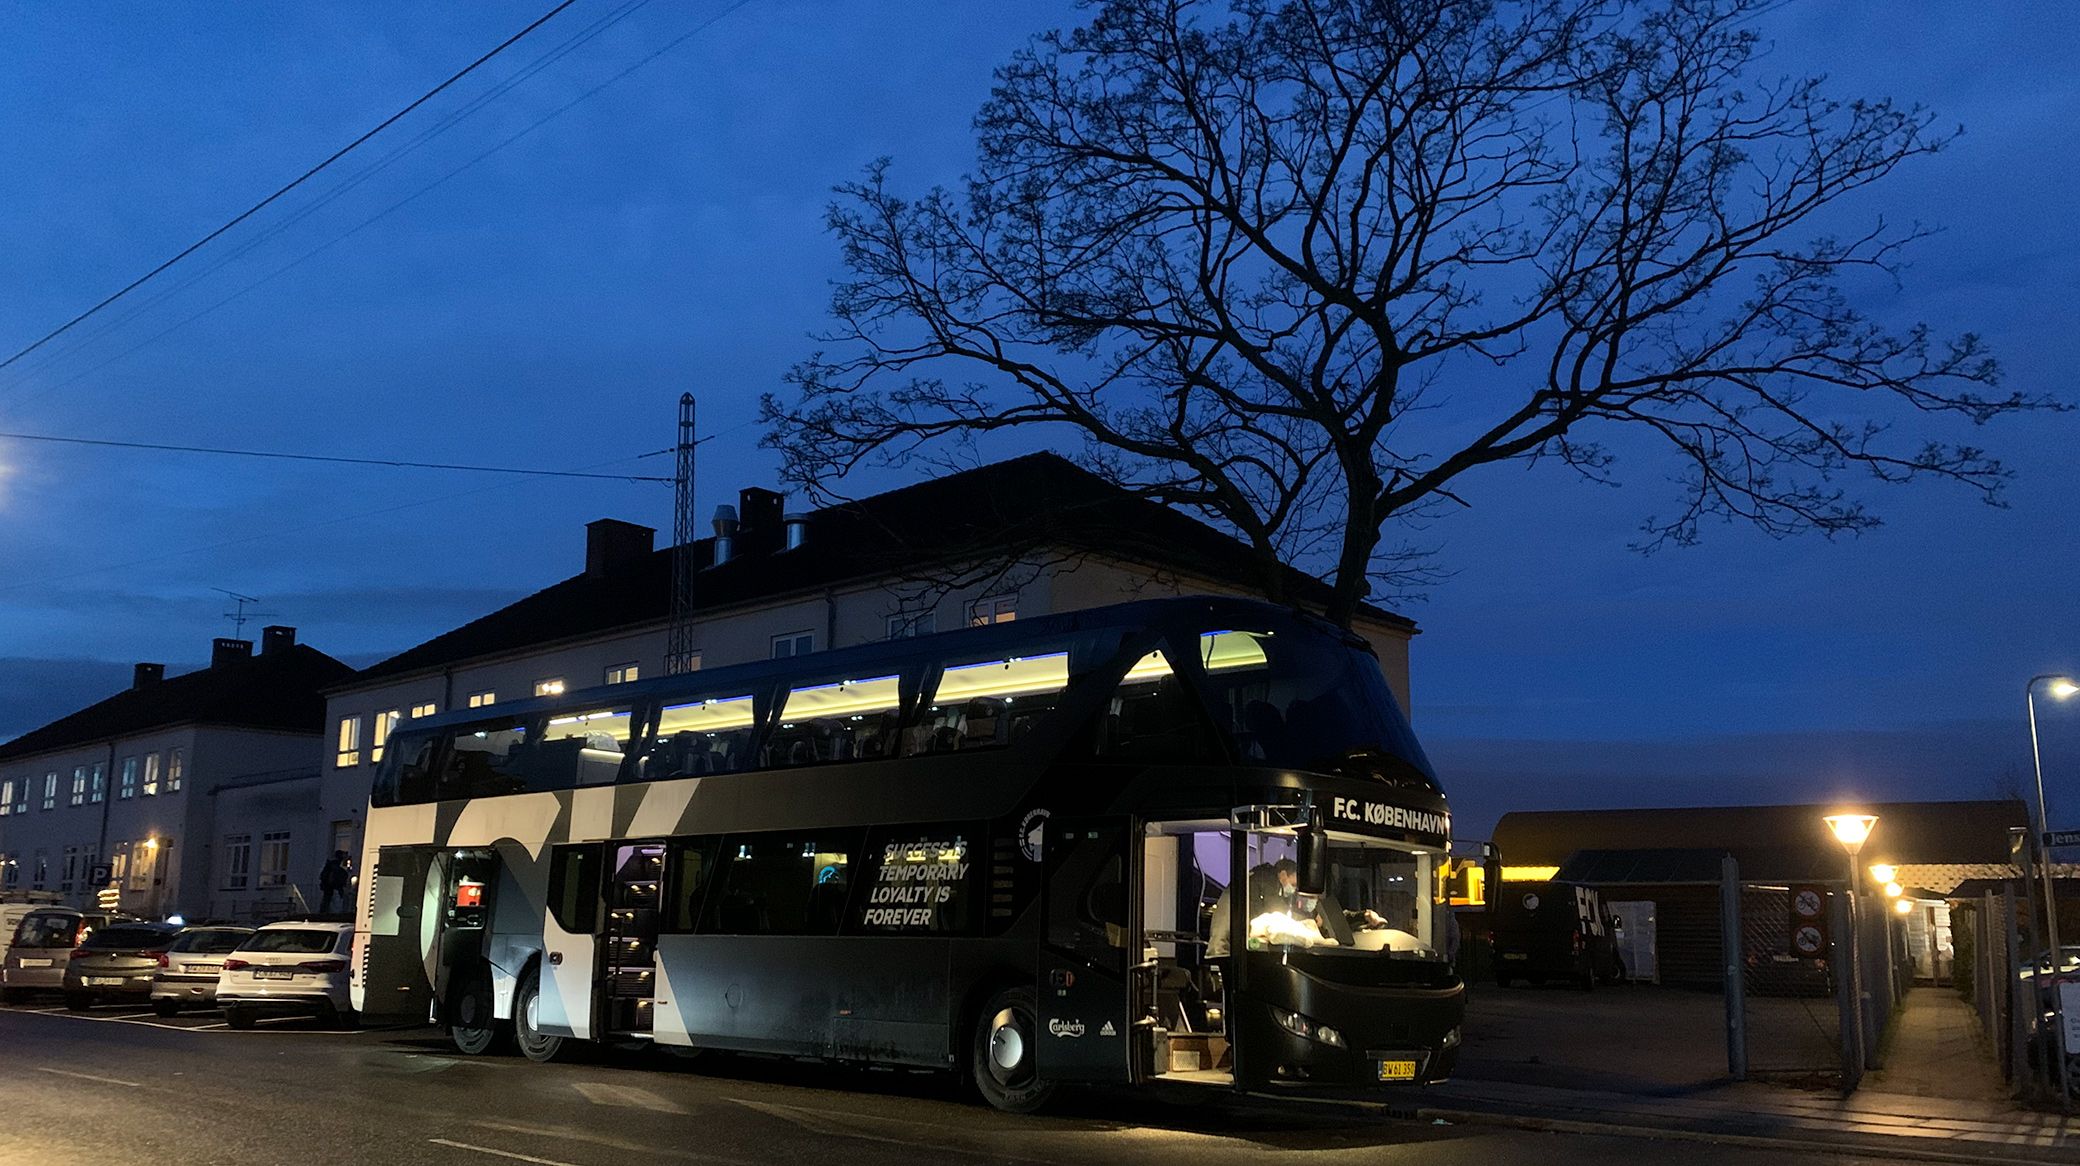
top-left (988, 1006), bottom-right (1026, 1078)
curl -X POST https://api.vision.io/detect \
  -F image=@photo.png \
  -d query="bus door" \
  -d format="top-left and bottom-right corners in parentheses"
top-left (600, 840), bottom-right (666, 1039)
top-left (360, 846), bottom-right (437, 1021)
top-left (1038, 816), bottom-right (1136, 1083)
top-left (432, 849), bottom-right (500, 1028)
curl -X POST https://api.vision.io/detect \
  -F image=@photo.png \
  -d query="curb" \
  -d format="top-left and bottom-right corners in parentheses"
top-left (1416, 1103), bottom-right (2080, 1166)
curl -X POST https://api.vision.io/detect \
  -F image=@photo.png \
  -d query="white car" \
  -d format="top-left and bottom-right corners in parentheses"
top-left (215, 920), bottom-right (356, 1028)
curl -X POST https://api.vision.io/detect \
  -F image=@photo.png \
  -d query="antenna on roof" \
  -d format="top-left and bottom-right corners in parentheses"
top-left (666, 393), bottom-right (699, 675)
top-left (212, 588), bottom-right (275, 637)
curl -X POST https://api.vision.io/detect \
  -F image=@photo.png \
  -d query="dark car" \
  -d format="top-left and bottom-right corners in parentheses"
top-left (63, 922), bottom-right (183, 1010)
top-left (1490, 880), bottom-right (1624, 990)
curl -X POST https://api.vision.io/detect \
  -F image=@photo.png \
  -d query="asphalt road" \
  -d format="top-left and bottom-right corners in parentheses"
top-left (0, 1003), bottom-right (1904, 1165)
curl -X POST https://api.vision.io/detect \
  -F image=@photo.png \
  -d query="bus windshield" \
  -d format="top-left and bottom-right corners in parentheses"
top-left (1184, 627), bottom-right (1435, 788)
top-left (1222, 829), bottom-right (1442, 959)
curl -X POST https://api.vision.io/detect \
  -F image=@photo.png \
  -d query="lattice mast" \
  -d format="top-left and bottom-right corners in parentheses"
top-left (666, 393), bottom-right (699, 674)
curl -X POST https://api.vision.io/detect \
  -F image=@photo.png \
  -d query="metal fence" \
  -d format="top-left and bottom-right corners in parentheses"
top-left (1954, 883), bottom-right (2068, 1105)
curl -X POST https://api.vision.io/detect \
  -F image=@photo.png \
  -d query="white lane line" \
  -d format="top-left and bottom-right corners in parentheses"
top-left (570, 1080), bottom-right (688, 1113)
top-left (35, 1067), bottom-right (142, 1089)
top-left (469, 1120), bottom-right (751, 1164)
top-left (427, 1138), bottom-right (579, 1165)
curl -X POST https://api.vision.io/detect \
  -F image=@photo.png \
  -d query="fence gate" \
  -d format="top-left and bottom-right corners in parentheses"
top-left (1732, 879), bottom-right (1844, 1080)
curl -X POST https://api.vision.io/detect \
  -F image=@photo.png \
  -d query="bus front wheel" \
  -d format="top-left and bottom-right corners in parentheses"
top-left (449, 979), bottom-right (511, 1055)
top-left (515, 969), bottom-right (567, 1063)
top-left (971, 985), bottom-right (1055, 1114)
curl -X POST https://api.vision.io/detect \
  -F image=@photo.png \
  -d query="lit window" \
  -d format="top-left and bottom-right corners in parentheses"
top-left (605, 662), bottom-right (640, 685)
top-left (89, 762), bottom-right (105, 804)
top-left (467, 690), bottom-right (496, 709)
top-left (118, 756), bottom-right (138, 799)
top-left (887, 611), bottom-right (936, 639)
top-left (336, 715), bottom-right (363, 768)
top-left (142, 752), bottom-right (160, 796)
top-left (410, 702), bottom-right (438, 719)
top-left (770, 631), bottom-right (815, 659)
top-left (223, 834), bottom-right (251, 890)
top-left (69, 767), bottom-right (86, 807)
top-left (968, 596), bottom-right (1018, 626)
top-left (0, 780), bottom-right (11, 817)
top-left (535, 678), bottom-right (566, 698)
top-left (258, 831), bottom-right (291, 888)
top-left (371, 710), bottom-right (400, 764)
top-left (42, 772), bottom-right (57, 811)
top-left (130, 839), bottom-right (156, 891)
top-left (167, 748), bottom-right (184, 793)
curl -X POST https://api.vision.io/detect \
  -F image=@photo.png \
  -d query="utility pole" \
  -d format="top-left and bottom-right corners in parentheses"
top-left (666, 394), bottom-right (698, 674)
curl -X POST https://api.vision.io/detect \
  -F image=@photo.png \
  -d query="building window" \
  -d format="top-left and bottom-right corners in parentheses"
top-left (31, 850), bottom-right (47, 890)
top-left (69, 767), bottom-right (86, 807)
top-left (258, 831), bottom-right (291, 888)
top-left (142, 752), bottom-right (160, 796)
top-left (771, 631), bottom-right (815, 659)
top-left (109, 847), bottom-right (127, 890)
top-left (41, 772), bottom-right (56, 811)
top-left (119, 756), bottom-right (138, 799)
top-left (535, 678), bottom-right (566, 698)
top-left (223, 834), bottom-right (251, 890)
top-left (329, 819), bottom-right (357, 863)
top-left (130, 841), bottom-right (156, 891)
top-left (887, 611), bottom-right (936, 639)
top-left (605, 662), bottom-right (639, 685)
top-left (410, 702), bottom-right (438, 719)
top-left (969, 596), bottom-right (1018, 626)
top-left (371, 710), bottom-right (400, 764)
top-left (89, 762), bottom-right (105, 804)
top-left (467, 690), bottom-right (496, 709)
top-left (167, 748), bottom-right (184, 793)
top-left (9, 781), bottom-right (23, 816)
top-left (336, 715), bottom-right (363, 768)
top-left (0, 779), bottom-right (11, 817)
top-left (60, 846), bottom-right (78, 893)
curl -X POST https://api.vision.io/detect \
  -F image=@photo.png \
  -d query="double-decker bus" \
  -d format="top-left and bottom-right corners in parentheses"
top-left (351, 596), bottom-right (1462, 1110)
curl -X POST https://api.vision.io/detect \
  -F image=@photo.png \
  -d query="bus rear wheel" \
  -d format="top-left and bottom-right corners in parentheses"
top-left (449, 980), bottom-right (510, 1055)
top-left (515, 969), bottom-right (567, 1063)
top-left (971, 985), bottom-right (1054, 1114)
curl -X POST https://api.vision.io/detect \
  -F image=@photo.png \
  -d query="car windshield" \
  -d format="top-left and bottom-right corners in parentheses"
top-left (81, 926), bottom-right (174, 950)
top-left (239, 928), bottom-right (341, 954)
top-left (1185, 627), bottom-right (1436, 788)
top-left (13, 913), bottom-right (80, 949)
top-left (171, 929), bottom-right (250, 954)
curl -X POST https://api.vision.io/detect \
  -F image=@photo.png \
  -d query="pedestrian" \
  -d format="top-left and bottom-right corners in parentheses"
top-left (318, 851), bottom-right (352, 914)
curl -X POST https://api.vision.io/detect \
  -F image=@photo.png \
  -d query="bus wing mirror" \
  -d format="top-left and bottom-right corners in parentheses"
top-left (1295, 814), bottom-right (1328, 898)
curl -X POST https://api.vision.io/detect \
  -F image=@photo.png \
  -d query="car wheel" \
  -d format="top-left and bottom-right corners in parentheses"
top-left (514, 968), bottom-right (567, 1063)
top-left (152, 999), bottom-right (180, 1018)
top-left (64, 992), bottom-right (93, 1012)
top-left (224, 1006), bottom-right (256, 1030)
top-left (449, 981), bottom-right (509, 1055)
top-left (970, 985), bottom-right (1055, 1114)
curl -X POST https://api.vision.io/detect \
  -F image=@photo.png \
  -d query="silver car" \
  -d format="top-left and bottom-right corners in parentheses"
top-left (151, 926), bottom-right (253, 1015)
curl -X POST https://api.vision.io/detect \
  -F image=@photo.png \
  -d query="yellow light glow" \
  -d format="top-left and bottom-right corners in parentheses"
top-left (1823, 813), bottom-right (1878, 854)
top-left (1199, 630), bottom-right (1271, 672)
top-left (1500, 865), bottom-right (1559, 882)
top-left (1868, 863), bottom-right (1897, 884)
top-left (141, 838), bottom-right (158, 850)
top-left (783, 675), bottom-right (900, 719)
top-left (1894, 898), bottom-right (1913, 916)
top-left (935, 653), bottom-right (1069, 703)
top-left (1123, 649), bottom-right (1172, 684)
top-left (544, 709), bottom-right (632, 742)
top-left (2054, 679), bottom-right (2080, 700)
top-left (1883, 882), bottom-right (1902, 898)
top-left (658, 695), bottom-right (755, 734)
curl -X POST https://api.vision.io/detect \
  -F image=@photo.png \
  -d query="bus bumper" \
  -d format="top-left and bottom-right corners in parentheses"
top-left (1232, 957), bottom-right (1465, 1089)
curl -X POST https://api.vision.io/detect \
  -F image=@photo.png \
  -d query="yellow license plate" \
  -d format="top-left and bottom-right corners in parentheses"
top-left (1378, 1059), bottom-right (1418, 1081)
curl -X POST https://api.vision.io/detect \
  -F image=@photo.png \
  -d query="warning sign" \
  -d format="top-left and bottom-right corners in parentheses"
top-left (1787, 884), bottom-right (1830, 957)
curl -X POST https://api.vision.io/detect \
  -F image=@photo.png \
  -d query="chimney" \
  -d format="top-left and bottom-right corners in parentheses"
top-left (737, 487), bottom-right (786, 556)
top-left (783, 512), bottom-right (809, 551)
top-left (260, 625), bottom-right (297, 657)
top-left (211, 638), bottom-right (253, 668)
top-left (585, 518), bottom-right (656, 579)
top-left (710, 505), bottom-right (739, 567)
top-left (132, 663), bottom-right (164, 689)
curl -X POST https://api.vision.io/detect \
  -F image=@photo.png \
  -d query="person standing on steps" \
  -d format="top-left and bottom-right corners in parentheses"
top-left (317, 851), bottom-right (353, 915)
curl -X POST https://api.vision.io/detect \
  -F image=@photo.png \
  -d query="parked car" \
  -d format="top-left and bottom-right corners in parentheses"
top-left (0, 894), bottom-right (64, 973)
top-left (216, 920), bottom-right (356, 1029)
top-left (1490, 880), bottom-right (1625, 990)
top-left (151, 926), bottom-right (254, 1015)
top-left (64, 921), bottom-right (184, 1010)
top-left (1, 909), bottom-right (130, 999)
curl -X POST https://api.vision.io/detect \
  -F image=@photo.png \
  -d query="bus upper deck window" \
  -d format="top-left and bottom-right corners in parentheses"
top-left (647, 696), bottom-right (757, 779)
top-left (770, 676), bottom-right (901, 766)
top-left (910, 652), bottom-right (1069, 754)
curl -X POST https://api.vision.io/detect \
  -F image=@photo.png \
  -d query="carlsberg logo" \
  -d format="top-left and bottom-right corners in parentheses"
top-left (1048, 1019), bottom-right (1086, 1037)
top-left (1331, 797), bottom-right (1447, 837)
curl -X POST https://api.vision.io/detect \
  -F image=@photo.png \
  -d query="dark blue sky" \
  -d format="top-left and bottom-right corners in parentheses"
top-left (1, 3), bottom-right (2075, 838)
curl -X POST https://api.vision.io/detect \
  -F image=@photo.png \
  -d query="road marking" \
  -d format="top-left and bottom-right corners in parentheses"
top-left (570, 1080), bottom-right (688, 1113)
top-left (35, 1067), bottom-right (142, 1088)
top-left (427, 1138), bottom-right (578, 1165)
top-left (470, 1120), bottom-right (752, 1164)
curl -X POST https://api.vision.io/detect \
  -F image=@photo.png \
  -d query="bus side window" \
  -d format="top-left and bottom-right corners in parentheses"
top-left (376, 734), bottom-right (438, 805)
top-left (442, 724), bottom-right (530, 799)
top-left (701, 833), bottom-right (860, 936)
top-left (548, 846), bottom-right (601, 935)
top-left (665, 839), bottom-right (717, 931)
top-left (1090, 649), bottom-right (1214, 761)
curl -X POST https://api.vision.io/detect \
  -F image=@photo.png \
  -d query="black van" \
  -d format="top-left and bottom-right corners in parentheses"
top-left (1490, 881), bottom-right (1624, 990)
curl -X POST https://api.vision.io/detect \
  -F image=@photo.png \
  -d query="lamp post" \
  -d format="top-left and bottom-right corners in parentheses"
top-left (1825, 813), bottom-right (1878, 1075)
top-left (2027, 674), bottom-right (2077, 1104)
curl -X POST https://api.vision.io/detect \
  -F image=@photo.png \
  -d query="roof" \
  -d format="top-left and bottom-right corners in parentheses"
top-left (345, 452), bottom-right (1411, 688)
top-left (0, 645), bottom-right (353, 763)
top-left (1495, 800), bottom-right (2030, 880)
top-left (1555, 846), bottom-right (1845, 885)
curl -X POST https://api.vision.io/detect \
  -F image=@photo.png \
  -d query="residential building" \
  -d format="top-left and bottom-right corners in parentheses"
top-left (320, 452), bottom-right (1418, 857)
top-left (0, 627), bottom-right (352, 920)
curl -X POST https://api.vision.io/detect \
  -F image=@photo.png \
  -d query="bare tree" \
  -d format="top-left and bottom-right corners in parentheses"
top-left (763, 0), bottom-right (2053, 627)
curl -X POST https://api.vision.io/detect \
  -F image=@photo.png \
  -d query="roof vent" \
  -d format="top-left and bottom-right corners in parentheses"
top-left (711, 505), bottom-right (739, 567)
top-left (260, 625), bottom-right (297, 657)
top-left (132, 663), bottom-right (165, 689)
top-left (783, 512), bottom-right (809, 551)
top-left (211, 638), bottom-right (253, 668)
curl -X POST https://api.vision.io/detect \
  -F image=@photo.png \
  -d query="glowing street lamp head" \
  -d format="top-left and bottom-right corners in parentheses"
top-left (1894, 898), bottom-right (1913, 916)
top-left (1884, 882), bottom-right (1903, 898)
top-left (2053, 678), bottom-right (2080, 700)
top-left (1868, 863), bottom-right (1897, 884)
top-left (1824, 813), bottom-right (1878, 855)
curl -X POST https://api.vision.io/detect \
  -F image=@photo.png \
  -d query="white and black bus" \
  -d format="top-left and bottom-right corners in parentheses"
top-left (351, 596), bottom-right (1463, 1110)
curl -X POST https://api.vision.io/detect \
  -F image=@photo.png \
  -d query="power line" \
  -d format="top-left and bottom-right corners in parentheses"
top-left (0, 430), bottom-right (674, 483)
top-left (0, 0), bottom-right (583, 375)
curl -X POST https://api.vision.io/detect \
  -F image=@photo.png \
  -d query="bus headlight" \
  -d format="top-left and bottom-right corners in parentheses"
top-left (1271, 1006), bottom-right (1346, 1048)
top-left (1441, 1025), bottom-right (1462, 1050)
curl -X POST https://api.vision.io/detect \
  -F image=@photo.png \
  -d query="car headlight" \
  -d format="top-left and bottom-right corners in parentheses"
top-left (1271, 1006), bottom-right (1346, 1048)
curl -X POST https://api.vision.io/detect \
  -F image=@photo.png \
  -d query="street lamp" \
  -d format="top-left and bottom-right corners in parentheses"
top-left (2029, 674), bottom-right (2077, 1105)
top-left (1824, 812), bottom-right (1878, 1073)
top-left (1869, 863), bottom-right (1897, 885)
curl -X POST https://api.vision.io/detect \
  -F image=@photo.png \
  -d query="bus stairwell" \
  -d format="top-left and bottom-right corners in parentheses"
top-left (601, 842), bottom-right (665, 1039)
